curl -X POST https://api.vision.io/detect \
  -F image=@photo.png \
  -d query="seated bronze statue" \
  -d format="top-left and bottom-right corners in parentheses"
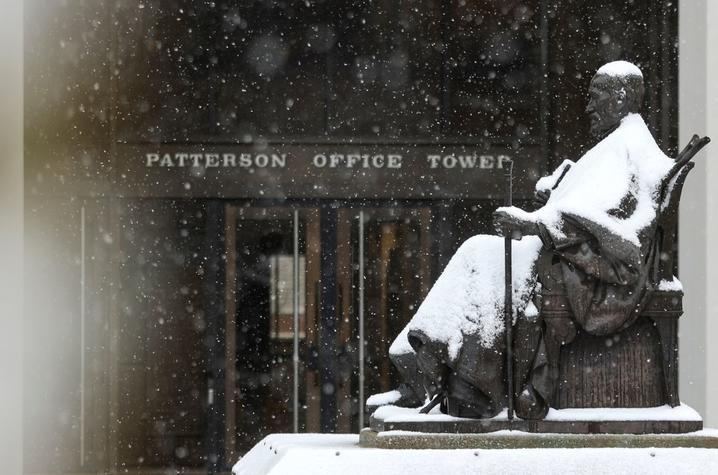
top-left (376, 61), bottom-right (710, 421)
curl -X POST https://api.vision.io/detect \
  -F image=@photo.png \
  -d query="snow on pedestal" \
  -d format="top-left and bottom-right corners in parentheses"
top-left (372, 403), bottom-right (703, 424)
top-left (234, 432), bottom-right (718, 475)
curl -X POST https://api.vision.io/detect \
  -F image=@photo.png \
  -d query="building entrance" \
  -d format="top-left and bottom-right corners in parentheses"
top-left (222, 204), bottom-right (432, 458)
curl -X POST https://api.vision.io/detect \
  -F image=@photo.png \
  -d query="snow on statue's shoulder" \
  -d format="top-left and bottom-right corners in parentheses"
top-left (596, 60), bottom-right (643, 78)
top-left (405, 235), bottom-right (542, 361)
top-left (512, 113), bottom-right (674, 247)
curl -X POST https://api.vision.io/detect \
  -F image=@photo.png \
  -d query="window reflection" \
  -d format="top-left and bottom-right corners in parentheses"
top-left (448, 0), bottom-right (541, 140)
top-left (269, 254), bottom-right (306, 340)
top-left (115, 0), bottom-right (541, 143)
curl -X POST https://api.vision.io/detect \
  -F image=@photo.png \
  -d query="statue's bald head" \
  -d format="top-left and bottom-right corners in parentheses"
top-left (586, 61), bottom-right (645, 137)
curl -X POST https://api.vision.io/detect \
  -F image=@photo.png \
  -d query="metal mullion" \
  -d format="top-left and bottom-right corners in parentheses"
top-left (358, 210), bottom-right (365, 428)
top-left (80, 205), bottom-right (86, 467)
top-left (224, 205), bottom-right (238, 463)
top-left (293, 209), bottom-right (300, 433)
top-left (439, 0), bottom-right (452, 134)
top-left (540, 0), bottom-right (551, 171)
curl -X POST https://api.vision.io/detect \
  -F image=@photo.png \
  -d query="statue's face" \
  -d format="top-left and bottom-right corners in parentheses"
top-left (585, 74), bottom-right (627, 138)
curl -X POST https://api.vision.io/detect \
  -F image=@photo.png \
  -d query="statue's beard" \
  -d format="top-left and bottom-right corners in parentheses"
top-left (589, 115), bottom-right (620, 139)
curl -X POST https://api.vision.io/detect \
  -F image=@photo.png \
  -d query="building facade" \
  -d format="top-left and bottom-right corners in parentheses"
top-left (24, 1), bottom-right (682, 473)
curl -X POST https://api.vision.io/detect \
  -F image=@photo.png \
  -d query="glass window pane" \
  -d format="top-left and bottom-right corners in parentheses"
top-left (115, 1), bottom-right (326, 142)
top-left (327, 0), bottom-right (443, 139)
top-left (447, 0), bottom-right (542, 141)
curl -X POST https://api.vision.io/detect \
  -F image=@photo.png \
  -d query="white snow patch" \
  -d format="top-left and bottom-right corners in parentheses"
top-left (373, 404), bottom-right (507, 423)
top-left (234, 433), bottom-right (718, 475)
top-left (372, 404), bottom-right (701, 423)
top-left (658, 276), bottom-right (683, 291)
top-left (234, 433), bottom-right (358, 475)
top-left (388, 324), bottom-right (413, 356)
top-left (535, 159), bottom-right (575, 192)
top-left (366, 390), bottom-right (403, 407)
top-left (524, 300), bottom-right (539, 319)
top-left (544, 404), bottom-right (701, 422)
top-left (597, 60), bottom-right (643, 78)
top-left (405, 235), bottom-right (543, 360)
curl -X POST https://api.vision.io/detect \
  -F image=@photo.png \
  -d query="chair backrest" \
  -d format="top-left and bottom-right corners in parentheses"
top-left (645, 134), bottom-right (709, 287)
top-left (648, 162), bottom-right (695, 286)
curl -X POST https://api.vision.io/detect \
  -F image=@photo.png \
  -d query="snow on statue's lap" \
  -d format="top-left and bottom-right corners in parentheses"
top-left (401, 234), bottom-right (543, 361)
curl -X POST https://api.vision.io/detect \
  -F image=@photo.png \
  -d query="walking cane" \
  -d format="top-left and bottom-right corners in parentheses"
top-left (504, 159), bottom-right (515, 421)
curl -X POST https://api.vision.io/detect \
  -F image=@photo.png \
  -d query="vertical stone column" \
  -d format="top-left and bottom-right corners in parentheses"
top-left (679, 0), bottom-right (718, 427)
top-left (0, 0), bottom-right (23, 473)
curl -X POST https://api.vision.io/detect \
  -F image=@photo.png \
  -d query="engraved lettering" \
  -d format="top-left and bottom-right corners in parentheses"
top-left (479, 155), bottom-right (494, 169)
top-left (206, 153), bottom-right (220, 167)
top-left (146, 153), bottom-right (160, 167)
top-left (255, 154), bottom-right (269, 167)
top-left (160, 153), bottom-right (174, 167)
top-left (313, 154), bottom-right (327, 167)
top-left (387, 154), bottom-right (402, 168)
top-left (427, 155), bottom-right (441, 168)
top-left (222, 153), bottom-right (236, 167)
top-left (271, 154), bottom-right (286, 168)
top-left (458, 154), bottom-right (477, 168)
top-left (239, 153), bottom-right (253, 167)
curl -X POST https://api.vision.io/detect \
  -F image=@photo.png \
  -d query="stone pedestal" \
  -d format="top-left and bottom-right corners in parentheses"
top-left (365, 404), bottom-right (705, 446)
top-left (360, 428), bottom-right (718, 450)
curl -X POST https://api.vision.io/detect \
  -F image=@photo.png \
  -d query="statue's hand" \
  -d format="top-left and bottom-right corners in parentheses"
top-left (533, 189), bottom-right (551, 208)
top-left (493, 209), bottom-right (539, 240)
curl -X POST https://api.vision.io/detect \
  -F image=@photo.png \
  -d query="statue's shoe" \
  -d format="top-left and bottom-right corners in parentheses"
top-left (515, 384), bottom-right (550, 420)
top-left (365, 383), bottom-right (425, 414)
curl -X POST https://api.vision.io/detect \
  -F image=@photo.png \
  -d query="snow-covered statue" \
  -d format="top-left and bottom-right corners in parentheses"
top-left (374, 61), bottom-right (709, 421)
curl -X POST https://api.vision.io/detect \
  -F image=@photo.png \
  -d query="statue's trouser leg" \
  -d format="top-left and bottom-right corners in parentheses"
top-left (444, 331), bottom-right (505, 418)
top-left (513, 313), bottom-right (549, 419)
top-left (387, 351), bottom-right (426, 407)
top-left (516, 252), bottom-right (577, 419)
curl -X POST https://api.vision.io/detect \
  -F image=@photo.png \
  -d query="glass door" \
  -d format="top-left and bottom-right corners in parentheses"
top-left (224, 204), bottom-right (432, 455)
top-left (224, 206), bottom-right (313, 457)
top-left (336, 208), bottom-right (432, 432)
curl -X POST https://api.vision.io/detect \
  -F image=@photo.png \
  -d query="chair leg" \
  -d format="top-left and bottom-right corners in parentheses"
top-left (650, 316), bottom-right (680, 407)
